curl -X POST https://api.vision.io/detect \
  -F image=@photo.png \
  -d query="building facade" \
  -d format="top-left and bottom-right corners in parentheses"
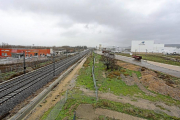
top-left (0, 48), bottom-right (50, 58)
top-left (131, 40), bottom-right (164, 53)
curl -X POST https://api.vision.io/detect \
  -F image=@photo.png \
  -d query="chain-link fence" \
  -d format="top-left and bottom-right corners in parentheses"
top-left (45, 90), bottom-right (77, 120)
top-left (92, 55), bottom-right (98, 101)
top-left (45, 91), bottom-right (68, 120)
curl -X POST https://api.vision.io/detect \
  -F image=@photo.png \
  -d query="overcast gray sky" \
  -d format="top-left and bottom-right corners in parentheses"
top-left (0, 0), bottom-right (180, 47)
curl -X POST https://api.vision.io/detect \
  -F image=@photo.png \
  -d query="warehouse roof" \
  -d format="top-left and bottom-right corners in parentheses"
top-left (165, 44), bottom-right (180, 48)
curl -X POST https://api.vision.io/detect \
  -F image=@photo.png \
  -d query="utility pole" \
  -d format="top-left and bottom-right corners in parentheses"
top-left (66, 49), bottom-right (68, 58)
top-left (79, 47), bottom-right (81, 57)
top-left (53, 52), bottom-right (55, 76)
top-left (23, 51), bottom-right (26, 74)
top-left (145, 49), bottom-right (147, 59)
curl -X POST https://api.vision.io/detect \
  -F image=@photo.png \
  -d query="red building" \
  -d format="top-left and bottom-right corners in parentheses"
top-left (0, 48), bottom-right (50, 58)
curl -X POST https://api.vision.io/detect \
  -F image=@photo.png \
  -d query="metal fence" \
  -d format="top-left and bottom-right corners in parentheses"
top-left (45, 91), bottom-right (68, 120)
top-left (92, 55), bottom-right (98, 101)
top-left (45, 90), bottom-right (76, 120)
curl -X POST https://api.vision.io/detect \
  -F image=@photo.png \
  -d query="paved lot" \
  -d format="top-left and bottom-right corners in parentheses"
top-left (96, 51), bottom-right (180, 78)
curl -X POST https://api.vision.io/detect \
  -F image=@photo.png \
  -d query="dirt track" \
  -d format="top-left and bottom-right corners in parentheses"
top-left (76, 104), bottom-right (145, 120)
top-left (80, 87), bottom-right (180, 118)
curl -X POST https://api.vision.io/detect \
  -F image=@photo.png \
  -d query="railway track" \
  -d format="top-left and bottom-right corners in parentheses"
top-left (0, 50), bottom-right (90, 118)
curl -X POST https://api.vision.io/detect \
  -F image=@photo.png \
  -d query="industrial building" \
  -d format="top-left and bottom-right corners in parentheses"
top-left (131, 40), bottom-right (164, 53)
top-left (131, 40), bottom-right (180, 54)
top-left (105, 46), bottom-right (131, 53)
top-left (0, 48), bottom-right (50, 58)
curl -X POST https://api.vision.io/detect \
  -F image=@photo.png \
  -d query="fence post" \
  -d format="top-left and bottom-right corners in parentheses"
top-left (53, 52), bottom-right (55, 76)
top-left (92, 56), bottom-right (98, 101)
top-left (65, 90), bottom-right (68, 101)
top-left (0, 70), bottom-right (2, 81)
top-left (23, 51), bottom-right (26, 74)
top-left (73, 111), bottom-right (76, 120)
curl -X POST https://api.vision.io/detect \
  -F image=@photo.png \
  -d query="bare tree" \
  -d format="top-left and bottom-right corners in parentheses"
top-left (101, 52), bottom-right (117, 70)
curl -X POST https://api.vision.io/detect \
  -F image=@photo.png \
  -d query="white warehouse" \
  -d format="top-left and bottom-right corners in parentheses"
top-left (131, 40), bottom-right (164, 53)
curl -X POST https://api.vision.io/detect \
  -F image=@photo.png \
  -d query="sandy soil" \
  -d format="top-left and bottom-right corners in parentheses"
top-left (120, 72), bottom-right (156, 96)
top-left (76, 104), bottom-right (98, 120)
top-left (141, 69), bottom-right (180, 100)
top-left (80, 87), bottom-right (180, 118)
top-left (25, 57), bottom-right (87, 120)
top-left (76, 104), bottom-right (145, 120)
top-left (102, 71), bottom-right (106, 78)
top-left (95, 108), bottom-right (145, 120)
top-left (117, 61), bottom-right (141, 71)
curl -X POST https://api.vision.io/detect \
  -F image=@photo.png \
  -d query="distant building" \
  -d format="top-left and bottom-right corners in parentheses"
top-left (0, 48), bottom-right (50, 58)
top-left (105, 46), bottom-right (123, 53)
top-left (131, 40), bottom-right (180, 54)
top-left (131, 40), bottom-right (164, 53)
top-left (99, 44), bottom-right (102, 50)
top-left (165, 44), bottom-right (180, 48)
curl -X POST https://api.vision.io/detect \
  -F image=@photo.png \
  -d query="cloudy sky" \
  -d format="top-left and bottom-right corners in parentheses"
top-left (0, 0), bottom-right (180, 47)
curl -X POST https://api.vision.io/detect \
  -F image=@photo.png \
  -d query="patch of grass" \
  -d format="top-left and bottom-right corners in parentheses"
top-left (1, 71), bottom-right (17, 81)
top-left (76, 55), bottom-right (95, 90)
top-left (40, 61), bottom-right (52, 67)
top-left (99, 78), bottom-right (143, 96)
top-left (134, 71), bottom-right (142, 78)
top-left (76, 66), bottom-right (94, 90)
top-left (139, 93), bottom-right (180, 107)
top-left (122, 69), bottom-right (141, 78)
top-left (55, 90), bottom-right (97, 120)
top-left (131, 98), bottom-right (138, 102)
top-left (117, 53), bottom-right (131, 57)
top-left (107, 71), bottom-right (121, 79)
top-left (55, 99), bottom-right (77, 120)
top-left (156, 105), bottom-right (166, 111)
top-left (98, 115), bottom-right (118, 120)
top-left (40, 106), bottom-right (54, 120)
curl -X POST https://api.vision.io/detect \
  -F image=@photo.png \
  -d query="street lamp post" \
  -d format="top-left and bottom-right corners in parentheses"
top-left (145, 49), bottom-right (147, 59)
top-left (23, 51), bottom-right (26, 74)
top-left (53, 52), bottom-right (55, 76)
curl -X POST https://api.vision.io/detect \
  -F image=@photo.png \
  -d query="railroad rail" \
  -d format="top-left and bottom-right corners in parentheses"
top-left (0, 50), bottom-right (90, 118)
